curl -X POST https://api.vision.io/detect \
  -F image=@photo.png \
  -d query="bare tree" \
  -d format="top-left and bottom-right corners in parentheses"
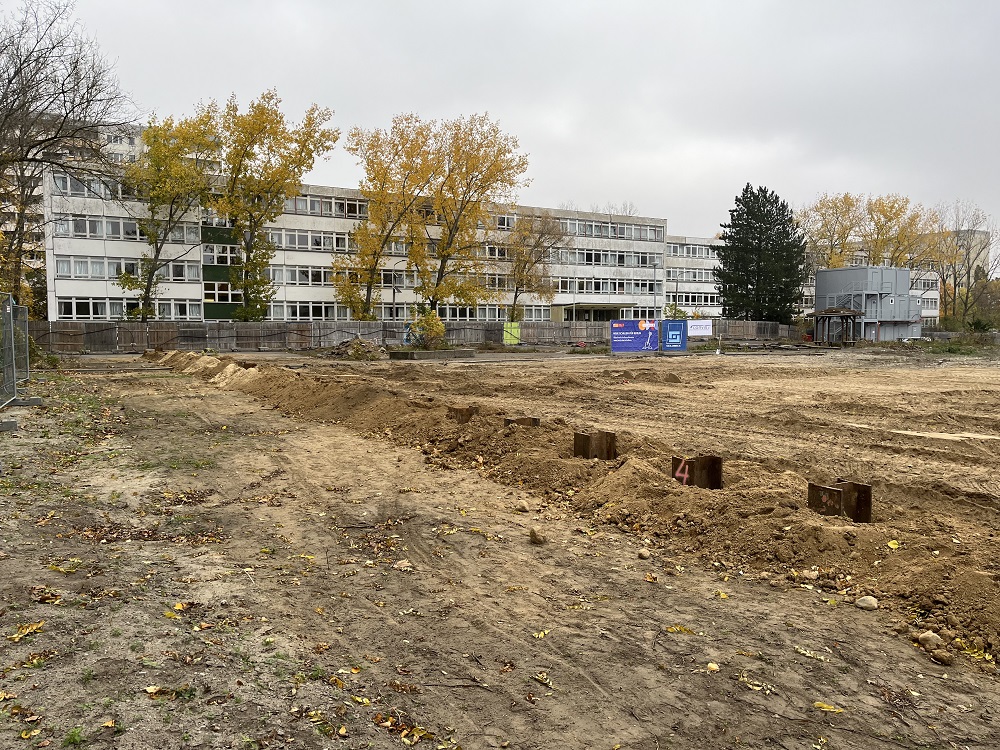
top-left (0, 0), bottom-right (133, 173)
top-left (932, 201), bottom-right (998, 324)
top-left (504, 211), bottom-right (570, 322)
top-left (0, 1), bottom-right (134, 308)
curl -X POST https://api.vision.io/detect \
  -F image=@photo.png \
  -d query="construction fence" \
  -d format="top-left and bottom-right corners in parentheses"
top-left (26, 318), bottom-right (793, 354)
top-left (2, 295), bottom-right (30, 408)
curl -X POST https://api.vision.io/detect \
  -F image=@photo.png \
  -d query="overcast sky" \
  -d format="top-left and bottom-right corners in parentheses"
top-left (54, 0), bottom-right (1000, 237)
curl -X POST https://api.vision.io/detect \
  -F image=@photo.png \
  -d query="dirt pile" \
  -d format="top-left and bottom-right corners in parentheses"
top-left (318, 336), bottom-right (387, 360)
top-left (145, 350), bottom-right (1000, 669)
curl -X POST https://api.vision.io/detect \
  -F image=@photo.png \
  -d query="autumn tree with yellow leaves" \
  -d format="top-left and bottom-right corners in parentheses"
top-left (796, 193), bottom-right (863, 271)
top-left (798, 193), bottom-right (939, 271)
top-left (117, 108), bottom-right (218, 322)
top-left (335, 113), bottom-right (436, 320)
top-left (343, 113), bottom-right (529, 319)
top-left (212, 91), bottom-right (339, 320)
top-left (415, 114), bottom-right (529, 311)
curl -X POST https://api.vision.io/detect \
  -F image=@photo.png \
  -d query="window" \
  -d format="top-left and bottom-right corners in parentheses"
top-left (203, 282), bottom-right (242, 303)
top-left (335, 198), bottom-right (368, 218)
top-left (155, 262), bottom-right (201, 282)
top-left (497, 215), bottom-right (515, 230)
top-left (203, 244), bottom-right (241, 265)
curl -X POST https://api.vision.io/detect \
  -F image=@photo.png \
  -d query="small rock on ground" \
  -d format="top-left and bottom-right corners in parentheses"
top-left (529, 527), bottom-right (547, 545)
top-left (515, 499), bottom-right (531, 513)
top-left (638, 548), bottom-right (651, 560)
top-left (918, 630), bottom-right (944, 650)
top-left (855, 595), bottom-right (879, 611)
top-left (930, 649), bottom-right (954, 666)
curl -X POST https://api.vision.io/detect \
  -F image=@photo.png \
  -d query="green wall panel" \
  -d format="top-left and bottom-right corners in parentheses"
top-left (204, 302), bottom-right (239, 320)
top-left (201, 226), bottom-right (239, 244)
top-left (202, 265), bottom-right (232, 282)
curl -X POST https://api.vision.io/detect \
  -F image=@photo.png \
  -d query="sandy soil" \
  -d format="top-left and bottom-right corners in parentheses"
top-left (1, 347), bottom-right (999, 749)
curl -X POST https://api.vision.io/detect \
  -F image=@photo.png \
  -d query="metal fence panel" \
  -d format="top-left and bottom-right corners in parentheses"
top-left (1, 295), bottom-right (15, 407)
top-left (13, 303), bottom-right (28, 383)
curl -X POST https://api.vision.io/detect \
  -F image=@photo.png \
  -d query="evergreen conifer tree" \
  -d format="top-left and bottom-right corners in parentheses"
top-left (714, 184), bottom-right (806, 324)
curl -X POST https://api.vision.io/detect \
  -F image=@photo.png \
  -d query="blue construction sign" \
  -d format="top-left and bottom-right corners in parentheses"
top-left (610, 319), bottom-right (660, 353)
top-left (660, 319), bottom-right (688, 351)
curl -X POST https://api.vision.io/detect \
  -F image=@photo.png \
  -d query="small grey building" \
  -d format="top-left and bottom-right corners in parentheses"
top-left (814, 267), bottom-right (922, 343)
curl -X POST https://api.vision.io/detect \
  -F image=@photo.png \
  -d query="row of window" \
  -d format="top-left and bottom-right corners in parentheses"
top-left (666, 293), bottom-right (722, 307)
top-left (52, 174), bottom-right (127, 200)
top-left (265, 228), bottom-right (349, 252)
top-left (664, 267), bottom-right (715, 282)
top-left (54, 256), bottom-right (201, 282)
top-left (436, 304), bottom-right (551, 322)
top-left (283, 195), bottom-right (368, 219)
top-left (53, 214), bottom-right (201, 245)
top-left (56, 297), bottom-right (201, 321)
top-left (557, 277), bottom-right (664, 295)
top-left (57, 294), bottom-right (718, 322)
top-left (559, 219), bottom-right (664, 243)
top-left (618, 307), bottom-right (666, 319)
top-left (267, 266), bottom-right (335, 286)
top-left (666, 244), bottom-right (719, 259)
top-left (557, 249), bottom-right (663, 268)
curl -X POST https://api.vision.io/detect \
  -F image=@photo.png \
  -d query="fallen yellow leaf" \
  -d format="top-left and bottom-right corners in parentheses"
top-left (6, 621), bottom-right (44, 642)
top-left (533, 629), bottom-right (551, 639)
top-left (887, 540), bottom-right (900, 550)
top-left (813, 701), bottom-right (844, 713)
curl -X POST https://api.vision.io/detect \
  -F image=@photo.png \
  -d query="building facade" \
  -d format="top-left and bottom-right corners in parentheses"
top-left (42, 172), bottom-right (727, 324)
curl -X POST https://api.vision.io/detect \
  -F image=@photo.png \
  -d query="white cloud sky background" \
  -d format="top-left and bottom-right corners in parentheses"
top-left (54, 0), bottom-right (1000, 237)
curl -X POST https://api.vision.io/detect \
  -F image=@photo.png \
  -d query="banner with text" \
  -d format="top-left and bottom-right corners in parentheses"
top-left (687, 319), bottom-right (714, 337)
top-left (610, 319), bottom-right (660, 353)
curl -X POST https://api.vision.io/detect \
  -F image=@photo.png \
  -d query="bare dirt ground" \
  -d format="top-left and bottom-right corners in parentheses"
top-left (2, 347), bottom-right (1000, 749)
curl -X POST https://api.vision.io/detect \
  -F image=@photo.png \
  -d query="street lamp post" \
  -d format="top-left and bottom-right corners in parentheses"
top-left (389, 257), bottom-right (408, 320)
top-left (652, 261), bottom-right (659, 320)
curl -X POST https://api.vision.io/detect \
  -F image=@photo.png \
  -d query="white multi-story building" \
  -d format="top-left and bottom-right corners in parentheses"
top-left (41, 171), bottom-right (727, 323)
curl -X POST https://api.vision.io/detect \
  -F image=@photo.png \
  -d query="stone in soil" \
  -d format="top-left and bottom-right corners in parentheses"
top-left (529, 527), bottom-right (547, 545)
top-left (930, 649), bottom-right (954, 666)
top-left (918, 631), bottom-right (944, 650)
top-left (855, 595), bottom-right (879, 611)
